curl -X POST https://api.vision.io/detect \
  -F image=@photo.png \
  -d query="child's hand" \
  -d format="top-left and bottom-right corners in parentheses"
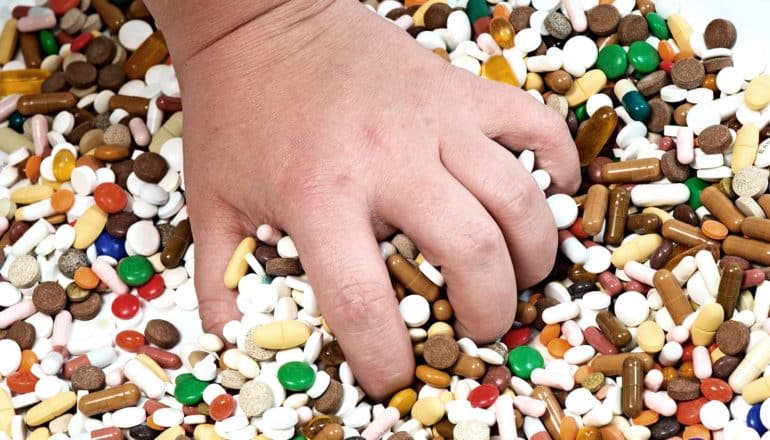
top-left (153, 0), bottom-right (579, 399)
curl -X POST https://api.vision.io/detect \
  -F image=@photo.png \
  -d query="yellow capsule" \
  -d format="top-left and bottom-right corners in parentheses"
top-left (223, 237), bottom-right (257, 289)
top-left (0, 19), bottom-right (18, 65)
top-left (489, 17), bottom-right (516, 49)
top-left (690, 303), bottom-right (724, 346)
top-left (636, 321), bottom-right (665, 353)
top-left (0, 388), bottom-right (12, 436)
top-left (745, 74), bottom-right (770, 111)
top-left (525, 72), bottom-right (544, 91)
top-left (24, 391), bottom-right (77, 426)
top-left (251, 320), bottom-right (311, 350)
top-left (389, 388), bottom-right (418, 417)
top-left (732, 124), bottom-right (759, 173)
top-left (668, 14), bottom-right (694, 59)
top-left (136, 353), bottom-right (170, 382)
top-left (11, 184), bottom-right (54, 205)
top-left (27, 427), bottom-right (50, 440)
top-left (412, 397), bottom-right (446, 426)
top-left (482, 55), bottom-right (519, 87)
top-left (73, 205), bottom-right (108, 249)
top-left (193, 424), bottom-right (224, 440)
top-left (566, 69), bottom-right (607, 107)
top-left (610, 233), bottom-right (663, 269)
top-left (52, 149), bottom-right (76, 182)
top-left (0, 69), bottom-right (50, 96)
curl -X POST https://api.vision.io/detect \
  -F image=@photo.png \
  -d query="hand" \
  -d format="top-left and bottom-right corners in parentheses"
top-left (169, 0), bottom-right (579, 398)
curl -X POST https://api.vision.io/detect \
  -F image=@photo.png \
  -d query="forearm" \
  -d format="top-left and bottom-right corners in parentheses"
top-left (144, 0), bottom-right (334, 67)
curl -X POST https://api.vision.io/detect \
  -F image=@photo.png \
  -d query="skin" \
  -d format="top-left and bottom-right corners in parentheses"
top-left (146, 0), bottom-right (579, 399)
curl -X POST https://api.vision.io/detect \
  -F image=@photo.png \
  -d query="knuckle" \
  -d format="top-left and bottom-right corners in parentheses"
top-left (451, 220), bottom-right (504, 259)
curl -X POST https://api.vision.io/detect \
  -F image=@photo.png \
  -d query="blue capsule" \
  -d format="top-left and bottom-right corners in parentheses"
top-left (747, 403), bottom-right (766, 435)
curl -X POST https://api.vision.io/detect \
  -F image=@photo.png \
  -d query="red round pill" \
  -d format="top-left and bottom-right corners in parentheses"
top-left (115, 329), bottom-right (145, 352)
top-left (468, 384), bottom-right (499, 409)
top-left (137, 274), bottom-right (165, 300)
top-left (502, 327), bottom-right (531, 349)
top-left (209, 394), bottom-right (235, 421)
top-left (112, 294), bottom-right (140, 319)
top-left (94, 183), bottom-right (128, 214)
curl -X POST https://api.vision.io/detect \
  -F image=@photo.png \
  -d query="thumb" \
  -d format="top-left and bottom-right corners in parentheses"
top-left (189, 212), bottom-right (246, 338)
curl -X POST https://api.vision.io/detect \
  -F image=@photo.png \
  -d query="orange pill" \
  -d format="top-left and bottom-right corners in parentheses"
top-left (24, 155), bottom-right (41, 183)
top-left (19, 349), bottom-right (38, 372)
top-left (683, 424), bottom-right (711, 440)
top-left (539, 324), bottom-right (561, 345)
top-left (74, 267), bottom-right (100, 290)
top-left (574, 365), bottom-right (593, 384)
top-left (547, 338), bottom-right (571, 358)
top-left (679, 361), bottom-right (695, 379)
top-left (658, 40), bottom-right (675, 62)
top-left (492, 3), bottom-right (510, 19)
top-left (145, 415), bottom-right (163, 431)
top-left (51, 189), bottom-right (75, 213)
top-left (632, 409), bottom-right (659, 426)
top-left (701, 219), bottom-right (728, 240)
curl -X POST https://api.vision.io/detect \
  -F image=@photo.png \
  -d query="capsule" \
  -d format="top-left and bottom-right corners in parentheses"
top-left (124, 31), bottom-right (168, 80)
top-left (161, 219), bottom-right (191, 268)
top-left (386, 254), bottom-right (439, 302)
top-left (690, 303), bottom-right (724, 347)
top-left (91, 0), bottom-right (126, 32)
top-left (601, 158), bottom-right (662, 183)
top-left (615, 79), bottom-right (650, 121)
top-left (731, 124), bottom-right (759, 173)
top-left (626, 213), bottom-right (661, 234)
top-left (582, 184), bottom-right (609, 236)
top-left (596, 310), bottom-right (631, 348)
top-left (17, 92), bottom-right (76, 115)
top-left (699, 186), bottom-right (744, 233)
top-left (621, 356), bottom-right (644, 418)
top-left (590, 352), bottom-right (654, 376)
top-left (90, 427), bottom-right (123, 440)
top-left (661, 219), bottom-right (717, 248)
top-left (0, 19), bottom-right (18, 65)
top-left (604, 186), bottom-right (630, 246)
top-left (108, 95), bottom-right (150, 116)
top-left (729, 334), bottom-right (770, 393)
top-left (576, 106), bottom-right (618, 166)
top-left (653, 269), bottom-right (693, 325)
top-left (716, 262), bottom-right (743, 319)
top-left (77, 383), bottom-right (141, 416)
top-left (723, 236), bottom-right (770, 266)
top-left (19, 31), bottom-right (41, 68)
top-left (481, 55), bottom-right (518, 87)
top-left (742, 217), bottom-right (770, 242)
top-left (531, 386), bottom-right (564, 439)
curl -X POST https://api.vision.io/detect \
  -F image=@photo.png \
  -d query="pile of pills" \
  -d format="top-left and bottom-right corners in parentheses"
top-left (2, 0), bottom-right (770, 439)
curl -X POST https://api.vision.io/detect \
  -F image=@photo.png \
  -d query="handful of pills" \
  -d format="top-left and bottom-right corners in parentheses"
top-left (2, 0), bottom-right (770, 440)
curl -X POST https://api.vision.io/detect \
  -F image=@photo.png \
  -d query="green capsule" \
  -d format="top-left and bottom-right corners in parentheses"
top-left (628, 41), bottom-right (660, 74)
top-left (685, 177), bottom-right (710, 209)
top-left (507, 346), bottom-right (544, 380)
top-left (622, 91), bottom-right (651, 121)
top-left (646, 13), bottom-right (670, 40)
top-left (117, 255), bottom-right (154, 286)
top-left (39, 30), bottom-right (58, 56)
top-left (597, 45), bottom-right (628, 80)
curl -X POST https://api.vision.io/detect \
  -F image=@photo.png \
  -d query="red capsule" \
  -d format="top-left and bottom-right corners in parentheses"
top-left (661, 60), bottom-right (674, 74)
top-left (49, 0), bottom-right (80, 15)
top-left (742, 269), bottom-right (766, 289)
top-left (473, 17), bottom-right (490, 36)
top-left (583, 326), bottom-right (618, 355)
top-left (570, 217), bottom-right (590, 239)
top-left (209, 394), bottom-right (235, 421)
top-left (502, 327), bottom-right (531, 349)
top-left (468, 384), bottom-right (499, 408)
top-left (182, 405), bottom-right (202, 416)
top-left (137, 274), bottom-right (165, 300)
top-left (625, 280), bottom-right (649, 294)
top-left (115, 329), bottom-right (145, 352)
top-left (143, 399), bottom-right (168, 415)
top-left (681, 344), bottom-right (694, 362)
top-left (71, 33), bottom-right (94, 53)
top-left (63, 355), bottom-right (90, 379)
top-left (55, 30), bottom-right (74, 46)
top-left (156, 95), bottom-right (182, 112)
top-left (91, 427), bottom-right (122, 440)
top-left (598, 271), bottom-right (622, 296)
top-left (137, 345), bottom-right (182, 369)
top-left (11, 6), bottom-right (30, 18)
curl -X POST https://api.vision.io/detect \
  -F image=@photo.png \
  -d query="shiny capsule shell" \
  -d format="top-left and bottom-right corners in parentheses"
top-left (481, 55), bottom-right (519, 86)
top-left (604, 186), bottom-right (630, 246)
top-left (73, 205), bottom-right (108, 249)
top-left (489, 17), bottom-right (515, 49)
top-left (576, 106), bottom-right (618, 166)
top-left (621, 357), bottom-right (644, 418)
top-left (716, 262), bottom-right (743, 319)
top-left (251, 320), bottom-right (311, 350)
top-left (24, 391), bottom-right (76, 426)
top-left (610, 233), bottom-right (662, 269)
top-left (52, 149), bottom-right (75, 182)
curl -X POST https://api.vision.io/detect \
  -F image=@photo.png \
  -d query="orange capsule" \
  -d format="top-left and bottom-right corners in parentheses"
top-left (658, 40), bottom-right (675, 62)
top-left (492, 3), bottom-right (510, 19)
top-left (547, 338), bottom-right (572, 358)
top-left (24, 155), bottom-right (41, 183)
top-left (539, 324), bottom-right (561, 345)
top-left (19, 349), bottom-right (38, 372)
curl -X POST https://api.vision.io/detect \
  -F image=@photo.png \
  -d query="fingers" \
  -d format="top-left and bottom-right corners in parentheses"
top-left (461, 73), bottom-right (581, 194)
top-left (285, 199), bottom-right (413, 400)
top-left (189, 210), bottom-right (245, 338)
top-left (441, 133), bottom-right (558, 289)
top-left (380, 168), bottom-right (517, 343)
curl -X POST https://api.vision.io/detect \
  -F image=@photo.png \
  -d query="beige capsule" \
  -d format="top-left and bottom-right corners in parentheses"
top-left (610, 233), bottom-right (662, 269)
top-left (251, 320), bottom-right (311, 350)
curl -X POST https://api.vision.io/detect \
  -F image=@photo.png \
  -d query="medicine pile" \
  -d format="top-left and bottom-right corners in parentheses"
top-left (1, 0), bottom-right (770, 439)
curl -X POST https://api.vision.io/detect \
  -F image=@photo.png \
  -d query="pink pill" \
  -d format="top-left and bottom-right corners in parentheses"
top-left (394, 14), bottom-right (413, 31)
top-left (92, 258), bottom-right (129, 295)
top-left (0, 94), bottom-right (21, 122)
top-left (742, 268), bottom-right (766, 289)
top-left (17, 11), bottom-right (56, 32)
top-left (666, 325), bottom-right (690, 343)
top-left (50, 310), bottom-right (72, 348)
top-left (31, 114), bottom-right (48, 156)
top-left (361, 406), bottom-right (400, 440)
top-left (624, 260), bottom-right (656, 286)
top-left (625, 280), bottom-right (649, 294)
top-left (477, 33), bottom-right (502, 55)
top-left (693, 346), bottom-right (712, 379)
top-left (0, 299), bottom-right (36, 328)
top-left (644, 390), bottom-right (677, 416)
top-left (495, 395), bottom-right (516, 440)
top-left (676, 127), bottom-right (694, 165)
top-left (598, 271), bottom-right (622, 296)
top-left (256, 224), bottom-right (282, 246)
top-left (105, 369), bottom-right (124, 387)
top-left (644, 369), bottom-right (664, 391)
top-left (563, 0), bottom-right (587, 32)
top-left (129, 117), bottom-right (151, 147)
top-left (513, 396), bottom-right (546, 417)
